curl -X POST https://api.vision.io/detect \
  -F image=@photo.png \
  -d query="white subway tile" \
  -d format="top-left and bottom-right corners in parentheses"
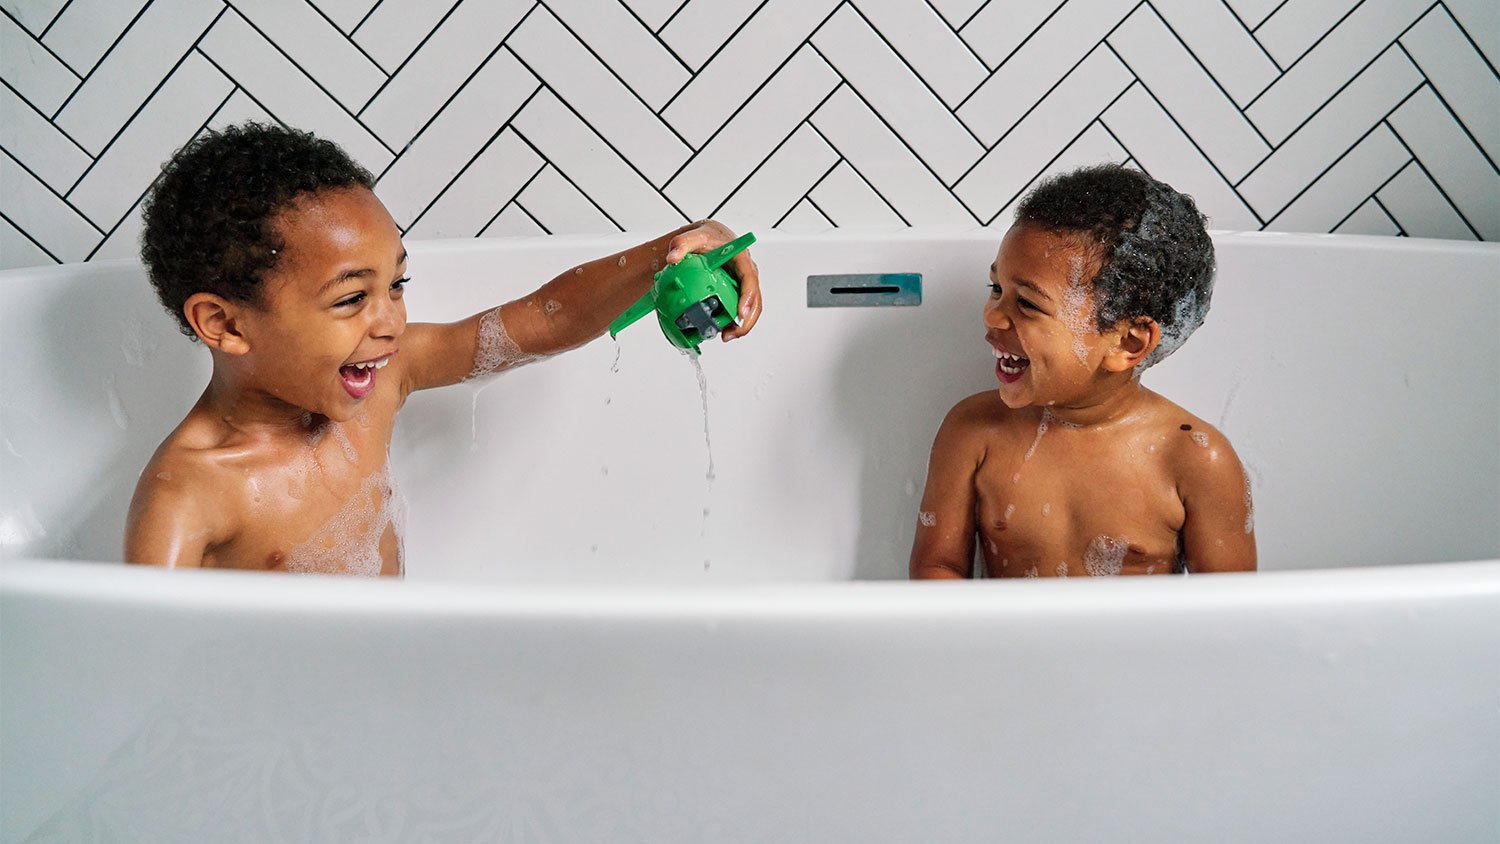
top-left (511, 89), bottom-right (684, 232)
top-left (308, 0), bottom-right (380, 34)
top-left (0, 0), bottom-right (68, 36)
top-left (1147, 0), bottom-right (1280, 105)
top-left (1254, 0), bottom-right (1360, 69)
top-left (1334, 197), bottom-right (1401, 236)
top-left (714, 123), bottom-right (838, 232)
top-left (1441, 0), bottom-right (1498, 69)
top-left (662, 0), bottom-right (765, 71)
top-left (1401, 6), bottom-right (1500, 166)
top-left (2, 14), bottom-right (77, 115)
top-left (481, 202), bottom-right (547, 238)
top-left (515, 165), bottom-right (617, 235)
top-left (1247, 0), bottom-right (1432, 145)
top-left (360, 0), bottom-right (531, 150)
top-left (775, 197), bottom-right (835, 231)
top-left (235, 0), bottom-right (385, 111)
top-left (813, 5), bottom-right (983, 185)
top-left (407, 129), bottom-right (542, 240)
top-left (53, 0), bottom-right (219, 155)
top-left (848, 0), bottom-right (988, 108)
top-left (809, 161), bottom-right (904, 227)
top-left (1266, 124), bottom-right (1409, 233)
top-left (1108, 4), bottom-right (1269, 181)
top-left (1377, 161), bottom-right (1477, 239)
top-left (992, 122), bottom-right (1129, 225)
top-left (69, 52), bottom-right (231, 231)
top-left (547, 0), bottom-right (690, 110)
top-left (200, 11), bottom-right (393, 175)
top-left (1387, 86), bottom-right (1500, 240)
top-left (41, 0), bottom-right (147, 76)
top-left (666, 46), bottom-right (837, 215)
top-left (204, 89), bottom-right (275, 132)
top-left (810, 85), bottom-right (975, 224)
top-left (957, 45), bottom-right (1132, 221)
top-left (374, 47), bottom-right (537, 229)
top-left (1238, 47), bottom-right (1423, 219)
top-left (1, 149), bottom-right (100, 262)
top-left (509, 7), bottom-right (690, 187)
top-left (0, 212), bottom-right (56, 268)
top-left (353, 0), bottom-right (451, 72)
top-left (662, 0), bottom-right (840, 147)
top-left (958, 0), bottom-right (1136, 143)
top-left (959, 0), bottom-right (1065, 69)
top-left (0, 82), bottom-right (90, 191)
top-left (1101, 84), bottom-right (1261, 232)
top-left (1223, 0), bottom-right (1285, 30)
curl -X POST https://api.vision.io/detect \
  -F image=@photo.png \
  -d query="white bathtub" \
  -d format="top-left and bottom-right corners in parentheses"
top-left (2, 229), bottom-right (1497, 842)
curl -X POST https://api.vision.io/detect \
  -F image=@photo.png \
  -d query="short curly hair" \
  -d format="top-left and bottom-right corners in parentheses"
top-left (1015, 163), bottom-right (1215, 367)
top-left (139, 122), bottom-right (375, 338)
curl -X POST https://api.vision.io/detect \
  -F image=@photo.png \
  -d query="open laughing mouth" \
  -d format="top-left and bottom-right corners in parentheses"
top-left (339, 355), bottom-right (391, 399)
top-left (993, 347), bottom-right (1030, 384)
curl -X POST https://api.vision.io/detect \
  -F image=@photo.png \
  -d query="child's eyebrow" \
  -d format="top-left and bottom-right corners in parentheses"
top-left (1015, 278), bottom-right (1053, 302)
top-left (318, 251), bottom-right (408, 295)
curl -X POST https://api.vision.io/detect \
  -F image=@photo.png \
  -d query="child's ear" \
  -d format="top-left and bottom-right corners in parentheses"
top-left (184, 294), bottom-right (251, 355)
top-left (1102, 316), bottom-right (1160, 373)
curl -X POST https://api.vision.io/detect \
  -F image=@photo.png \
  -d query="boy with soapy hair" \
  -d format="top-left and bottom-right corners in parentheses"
top-left (125, 122), bottom-right (761, 575)
top-left (910, 164), bottom-right (1256, 579)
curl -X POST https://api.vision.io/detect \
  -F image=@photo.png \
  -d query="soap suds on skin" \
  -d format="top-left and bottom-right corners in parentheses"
top-left (465, 307), bottom-right (547, 382)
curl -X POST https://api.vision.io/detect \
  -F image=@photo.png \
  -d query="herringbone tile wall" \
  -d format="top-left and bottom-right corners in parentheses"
top-left (2, 0), bottom-right (1497, 269)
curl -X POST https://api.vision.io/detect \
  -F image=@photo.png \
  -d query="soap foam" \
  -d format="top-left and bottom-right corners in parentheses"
top-left (1242, 464), bottom-right (1255, 534)
top-left (465, 307), bottom-right (547, 382)
top-left (1083, 535), bottom-right (1129, 576)
top-left (918, 510), bottom-right (937, 527)
top-left (283, 465), bottom-right (404, 577)
top-left (1023, 410), bottom-right (1051, 461)
top-left (1058, 256), bottom-right (1093, 366)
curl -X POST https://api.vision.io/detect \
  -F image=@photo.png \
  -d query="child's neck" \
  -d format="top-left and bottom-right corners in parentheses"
top-left (1043, 372), bottom-right (1150, 429)
top-left (201, 368), bottom-right (324, 439)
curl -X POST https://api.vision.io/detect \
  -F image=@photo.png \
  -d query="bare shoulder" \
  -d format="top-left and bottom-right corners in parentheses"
top-left (942, 390), bottom-right (1019, 435)
top-left (124, 424), bottom-right (238, 567)
top-left (1145, 393), bottom-right (1247, 491)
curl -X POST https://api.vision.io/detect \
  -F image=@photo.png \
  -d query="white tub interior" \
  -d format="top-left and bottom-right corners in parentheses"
top-left (1, 229), bottom-right (1496, 576)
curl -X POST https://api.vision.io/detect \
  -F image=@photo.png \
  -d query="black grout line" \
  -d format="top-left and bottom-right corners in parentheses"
top-left (511, 200), bottom-right (555, 235)
top-left (1384, 109), bottom-right (1484, 239)
top-left (1328, 157), bottom-right (1412, 233)
top-left (47, 0), bottom-right (157, 117)
top-left (1243, 0), bottom-right (1399, 113)
top-left (1371, 195), bottom-right (1407, 236)
top-left (476, 170), bottom-right (546, 237)
top-left (224, 7), bottom-right (400, 158)
top-left (503, 53), bottom-right (692, 222)
top-left (702, 84), bottom-right (843, 218)
top-left (1142, 1), bottom-right (1276, 149)
top-left (0, 207), bottom-right (64, 264)
top-left (508, 122), bottom-right (628, 231)
top-left (1235, 9), bottom-right (1442, 189)
top-left (400, 87), bottom-right (545, 233)
top-left (1257, 83), bottom-right (1429, 227)
top-left (1395, 38), bottom-right (1500, 176)
top-left (656, 0), bottom-right (773, 115)
top-left (83, 85), bottom-right (237, 261)
top-left (351, 0), bottom-right (469, 106)
top-left (1101, 45), bottom-right (1267, 225)
top-left (656, 0), bottom-right (694, 36)
top-left (1251, 0), bottom-right (1295, 34)
top-left (958, 0), bottom-right (1069, 80)
top-left (60, 6), bottom-right (230, 198)
top-left (350, 0), bottom-right (386, 39)
top-left (38, 0), bottom-right (75, 41)
top-left (611, 0), bottom-right (693, 75)
top-left (658, 2), bottom-right (845, 190)
top-left (956, 0), bottom-right (1008, 40)
top-left (289, 0), bottom-right (392, 79)
top-left (0, 75), bottom-right (92, 159)
top-left (804, 122), bottom-right (910, 225)
top-left (837, 2), bottom-right (986, 144)
top-left (1215, 0), bottom-right (1285, 74)
top-left (1436, 2), bottom-right (1500, 79)
top-left (921, 0), bottom-right (990, 71)
top-left (0, 4), bottom-right (84, 92)
top-left (2, 145), bottom-right (106, 240)
top-left (533, 0), bottom-right (695, 151)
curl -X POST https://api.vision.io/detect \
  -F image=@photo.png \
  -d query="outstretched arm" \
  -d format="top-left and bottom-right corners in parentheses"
top-left (398, 221), bottom-right (762, 394)
top-left (909, 398), bottom-right (987, 579)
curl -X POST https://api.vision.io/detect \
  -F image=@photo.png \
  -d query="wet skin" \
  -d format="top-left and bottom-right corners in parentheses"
top-left (125, 187), bottom-right (762, 574)
top-left (909, 223), bottom-right (1257, 579)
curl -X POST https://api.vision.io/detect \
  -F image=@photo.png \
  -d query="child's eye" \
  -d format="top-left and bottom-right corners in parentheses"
top-left (988, 283), bottom-right (1003, 296)
top-left (1019, 298), bottom-right (1040, 312)
top-left (392, 277), bottom-right (409, 290)
top-left (335, 292), bottom-right (365, 308)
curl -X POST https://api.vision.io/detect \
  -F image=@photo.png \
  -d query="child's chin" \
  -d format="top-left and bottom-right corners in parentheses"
top-left (996, 384), bottom-right (1032, 409)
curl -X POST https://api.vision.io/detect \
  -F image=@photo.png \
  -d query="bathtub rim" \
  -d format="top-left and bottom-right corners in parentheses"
top-left (3, 558), bottom-right (1497, 622)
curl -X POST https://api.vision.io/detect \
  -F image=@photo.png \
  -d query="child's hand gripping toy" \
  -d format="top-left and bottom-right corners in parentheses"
top-left (608, 232), bottom-right (757, 354)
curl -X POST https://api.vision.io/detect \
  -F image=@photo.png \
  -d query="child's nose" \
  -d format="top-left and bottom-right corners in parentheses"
top-left (371, 297), bottom-right (406, 338)
top-left (983, 298), bottom-right (1011, 330)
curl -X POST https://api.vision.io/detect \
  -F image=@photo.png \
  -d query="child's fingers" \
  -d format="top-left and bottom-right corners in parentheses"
top-left (722, 252), bottom-right (762, 340)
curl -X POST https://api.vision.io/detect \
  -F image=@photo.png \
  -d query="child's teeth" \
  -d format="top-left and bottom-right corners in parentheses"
top-left (375, 359), bottom-right (388, 369)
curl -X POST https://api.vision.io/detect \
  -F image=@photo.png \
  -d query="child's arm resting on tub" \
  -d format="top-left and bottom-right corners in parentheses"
top-left (393, 220), bottom-right (763, 395)
top-left (909, 397), bottom-right (987, 579)
top-left (1174, 426), bottom-right (1257, 573)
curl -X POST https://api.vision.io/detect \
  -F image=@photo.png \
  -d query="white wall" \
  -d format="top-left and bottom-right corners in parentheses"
top-left (2, 0), bottom-right (1497, 269)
